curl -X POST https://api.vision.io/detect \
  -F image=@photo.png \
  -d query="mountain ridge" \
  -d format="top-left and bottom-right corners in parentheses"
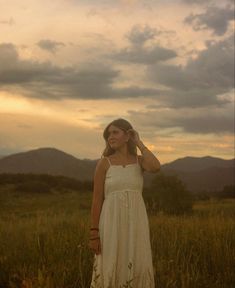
top-left (0, 147), bottom-right (234, 192)
top-left (0, 147), bottom-right (97, 181)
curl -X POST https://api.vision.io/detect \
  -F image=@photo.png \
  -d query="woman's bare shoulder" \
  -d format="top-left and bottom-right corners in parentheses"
top-left (95, 157), bottom-right (110, 173)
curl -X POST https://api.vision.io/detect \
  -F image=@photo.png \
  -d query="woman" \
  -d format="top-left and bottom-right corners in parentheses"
top-left (89, 118), bottom-right (160, 288)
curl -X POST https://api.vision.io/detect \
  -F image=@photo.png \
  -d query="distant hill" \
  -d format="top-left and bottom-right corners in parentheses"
top-left (0, 147), bottom-right (234, 192)
top-left (162, 156), bottom-right (234, 172)
top-left (0, 147), bottom-right (97, 181)
top-left (159, 156), bottom-right (234, 192)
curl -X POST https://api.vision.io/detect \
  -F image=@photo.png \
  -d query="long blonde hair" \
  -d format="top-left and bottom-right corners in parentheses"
top-left (102, 118), bottom-right (137, 157)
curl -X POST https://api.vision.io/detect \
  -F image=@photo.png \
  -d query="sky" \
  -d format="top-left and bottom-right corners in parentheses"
top-left (0, 0), bottom-right (234, 164)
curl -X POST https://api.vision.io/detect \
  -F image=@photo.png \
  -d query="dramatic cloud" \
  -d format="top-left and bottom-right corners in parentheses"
top-left (184, 5), bottom-right (234, 35)
top-left (0, 0), bottom-right (234, 161)
top-left (112, 45), bottom-right (177, 64)
top-left (182, 0), bottom-right (233, 5)
top-left (128, 103), bottom-right (234, 134)
top-left (126, 25), bottom-right (158, 46)
top-left (37, 39), bottom-right (66, 53)
top-left (110, 25), bottom-right (177, 64)
top-left (182, 0), bottom-right (212, 4)
top-left (147, 35), bottom-right (234, 108)
top-left (0, 43), bottom-right (160, 100)
top-left (0, 43), bottom-right (116, 99)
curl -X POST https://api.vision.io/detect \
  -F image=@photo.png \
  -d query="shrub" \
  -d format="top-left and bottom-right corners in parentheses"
top-left (15, 180), bottom-right (51, 194)
top-left (148, 172), bottom-right (193, 215)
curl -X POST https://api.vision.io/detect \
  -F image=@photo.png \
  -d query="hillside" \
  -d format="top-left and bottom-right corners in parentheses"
top-left (159, 156), bottom-right (234, 192)
top-left (162, 156), bottom-right (233, 172)
top-left (0, 147), bottom-right (234, 192)
top-left (0, 147), bottom-right (97, 180)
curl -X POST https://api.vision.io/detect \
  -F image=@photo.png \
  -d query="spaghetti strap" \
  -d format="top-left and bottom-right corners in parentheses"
top-left (105, 156), bottom-right (112, 167)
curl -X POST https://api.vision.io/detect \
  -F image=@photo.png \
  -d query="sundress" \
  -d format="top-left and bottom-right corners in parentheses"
top-left (90, 155), bottom-right (155, 288)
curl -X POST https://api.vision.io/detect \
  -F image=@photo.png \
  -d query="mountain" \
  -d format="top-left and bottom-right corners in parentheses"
top-left (0, 147), bottom-right (97, 180)
top-left (175, 166), bottom-right (234, 193)
top-left (158, 156), bottom-right (234, 192)
top-left (162, 156), bottom-right (234, 172)
top-left (0, 147), bottom-right (234, 192)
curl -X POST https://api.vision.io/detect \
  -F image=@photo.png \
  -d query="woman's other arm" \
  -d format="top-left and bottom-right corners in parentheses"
top-left (137, 140), bottom-right (161, 173)
top-left (90, 157), bottom-right (107, 230)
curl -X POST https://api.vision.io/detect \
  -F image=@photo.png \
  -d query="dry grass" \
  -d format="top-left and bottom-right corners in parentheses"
top-left (0, 189), bottom-right (234, 287)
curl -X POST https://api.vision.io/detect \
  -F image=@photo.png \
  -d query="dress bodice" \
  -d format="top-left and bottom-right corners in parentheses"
top-left (104, 157), bottom-right (144, 200)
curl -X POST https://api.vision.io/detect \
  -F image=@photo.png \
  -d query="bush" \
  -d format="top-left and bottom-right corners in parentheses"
top-left (148, 172), bottom-right (193, 215)
top-left (15, 180), bottom-right (51, 194)
top-left (0, 173), bottom-right (94, 193)
top-left (220, 185), bottom-right (235, 198)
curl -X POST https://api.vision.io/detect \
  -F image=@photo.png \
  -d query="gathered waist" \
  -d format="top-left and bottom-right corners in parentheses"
top-left (107, 189), bottom-right (142, 196)
top-left (104, 189), bottom-right (143, 208)
top-left (105, 189), bottom-right (142, 198)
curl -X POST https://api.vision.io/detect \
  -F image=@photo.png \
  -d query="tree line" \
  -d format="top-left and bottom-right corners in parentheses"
top-left (0, 173), bottom-right (92, 193)
top-left (0, 172), bottom-right (234, 215)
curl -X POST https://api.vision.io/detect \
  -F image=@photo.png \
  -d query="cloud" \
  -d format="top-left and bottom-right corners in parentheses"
top-left (182, 0), bottom-right (212, 4)
top-left (0, 42), bottom-right (160, 100)
top-left (175, 112), bottom-right (234, 134)
top-left (110, 25), bottom-right (177, 64)
top-left (37, 39), bottom-right (66, 53)
top-left (114, 86), bottom-right (161, 97)
top-left (112, 45), bottom-right (177, 64)
top-left (147, 35), bottom-right (234, 108)
top-left (182, 0), bottom-right (233, 5)
top-left (127, 103), bottom-right (234, 135)
top-left (0, 43), bottom-right (117, 99)
top-left (126, 24), bottom-right (158, 46)
top-left (184, 5), bottom-right (234, 35)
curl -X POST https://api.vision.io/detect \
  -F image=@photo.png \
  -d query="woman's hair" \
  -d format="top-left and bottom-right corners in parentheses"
top-left (102, 118), bottom-right (137, 157)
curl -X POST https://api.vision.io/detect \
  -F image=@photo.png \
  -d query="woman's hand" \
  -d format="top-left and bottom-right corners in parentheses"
top-left (127, 128), bottom-right (141, 145)
top-left (88, 237), bottom-right (102, 255)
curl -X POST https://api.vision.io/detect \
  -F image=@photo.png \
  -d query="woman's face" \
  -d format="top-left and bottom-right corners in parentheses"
top-left (107, 125), bottom-right (129, 150)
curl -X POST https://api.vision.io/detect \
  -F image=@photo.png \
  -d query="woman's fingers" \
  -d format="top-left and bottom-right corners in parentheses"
top-left (94, 240), bottom-right (101, 255)
top-left (88, 238), bottom-right (101, 255)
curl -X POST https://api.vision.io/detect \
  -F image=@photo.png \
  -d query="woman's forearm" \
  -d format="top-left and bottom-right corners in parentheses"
top-left (137, 140), bottom-right (161, 171)
top-left (90, 197), bottom-right (103, 231)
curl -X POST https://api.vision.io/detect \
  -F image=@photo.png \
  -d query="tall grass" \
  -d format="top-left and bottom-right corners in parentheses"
top-left (150, 203), bottom-right (235, 287)
top-left (0, 188), bottom-right (234, 287)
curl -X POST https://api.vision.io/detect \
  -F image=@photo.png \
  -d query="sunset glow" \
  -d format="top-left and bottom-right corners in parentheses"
top-left (0, 0), bottom-right (234, 163)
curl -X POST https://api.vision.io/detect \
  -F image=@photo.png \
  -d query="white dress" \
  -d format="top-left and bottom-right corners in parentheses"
top-left (90, 155), bottom-right (155, 288)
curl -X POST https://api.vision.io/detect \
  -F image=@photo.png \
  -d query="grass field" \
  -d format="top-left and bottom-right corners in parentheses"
top-left (0, 186), bottom-right (235, 288)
